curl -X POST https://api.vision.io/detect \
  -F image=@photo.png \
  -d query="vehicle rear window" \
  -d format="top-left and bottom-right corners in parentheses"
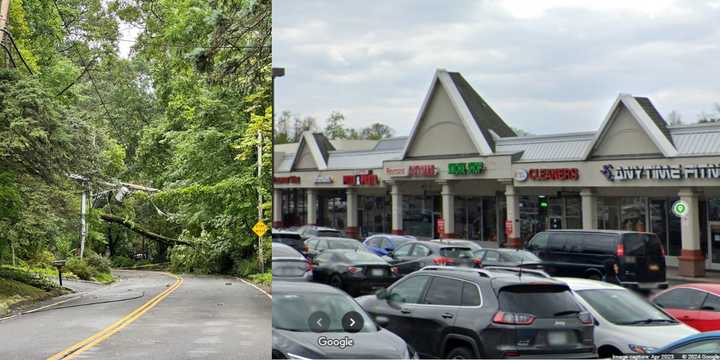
top-left (272, 245), bottom-right (301, 258)
top-left (440, 247), bottom-right (473, 259)
top-left (498, 285), bottom-right (580, 317)
top-left (423, 277), bottom-right (462, 306)
top-left (272, 260), bottom-right (306, 277)
top-left (317, 230), bottom-right (342, 237)
top-left (503, 250), bottom-right (540, 262)
top-left (623, 233), bottom-right (663, 257)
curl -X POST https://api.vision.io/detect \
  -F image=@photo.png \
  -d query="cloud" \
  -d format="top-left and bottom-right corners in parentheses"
top-left (273, 0), bottom-right (720, 135)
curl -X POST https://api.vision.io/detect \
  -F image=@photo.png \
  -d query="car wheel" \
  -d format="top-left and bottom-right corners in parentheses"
top-left (446, 346), bottom-right (474, 359)
top-left (597, 345), bottom-right (622, 359)
top-left (329, 274), bottom-right (344, 290)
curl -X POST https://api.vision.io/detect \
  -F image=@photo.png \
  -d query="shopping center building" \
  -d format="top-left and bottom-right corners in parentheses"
top-left (273, 69), bottom-right (720, 277)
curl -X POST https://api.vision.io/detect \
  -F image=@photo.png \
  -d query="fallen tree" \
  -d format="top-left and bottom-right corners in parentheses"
top-left (98, 213), bottom-right (192, 247)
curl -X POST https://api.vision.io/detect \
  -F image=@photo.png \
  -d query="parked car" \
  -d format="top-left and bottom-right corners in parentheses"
top-left (363, 234), bottom-right (415, 256)
top-left (272, 229), bottom-right (307, 255)
top-left (272, 243), bottom-right (312, 282)
top-left (474, 248), bottom-right (544, 269)
top-left (386, 240), bottom-right (479, 276)
top-left (305, 236), bottom-right (367, 260)
top-left (654, 331), bottom-right (720, 354)
top-left (526, 230), bottom-right (667, 289)
top-left (431, 239), bottom-right (483, 251)
top-left (651, 283), bottom-right (720, 332)
top-left (356, 266), bottom-right (596, 359)
top-left (312, 249), bottom-right (400, 296)
top-left (297, 225), bottom-right (345, 239)
top-left (561, 277), bottom-right (697, 357)
top-left (272, 281), bottom-right (418, 359)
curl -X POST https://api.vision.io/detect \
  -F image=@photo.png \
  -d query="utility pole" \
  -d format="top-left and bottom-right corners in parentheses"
top-left (0, 0), bottom-right (10, 68)
top-left (257, 129), bottom-right (263, 273)
top-left (266, 67), bottom-right (285, 273)
top-left (79, 181), bottom-right (88, 259)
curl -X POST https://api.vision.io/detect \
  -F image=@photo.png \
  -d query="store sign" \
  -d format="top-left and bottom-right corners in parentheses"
top-left (273, 176), bottom-right (300, 184)
top-left (385, 167), bottom-right (407, 177)
top-left (436, 218), bottom-right (445, 236)
top-left (343, 174), bottom-right (379, 186)
top-left (448, 161), bottom-right (485, 176)
top-left (314, 176), bottom-right (334, 184)
top-left (602, 164), bottom-right (720, 182)
top-left (408, 164), bottom-right (438, 177)
top-left (518, 168), bottom-right (579, 182)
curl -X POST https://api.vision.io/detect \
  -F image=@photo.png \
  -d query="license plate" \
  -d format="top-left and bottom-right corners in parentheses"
top-left (547, 331), bottom-right (569, 346)
top-left (649, 264), bottom-right (659, 271)
top-left (371, 269), bottom-right (384, 277)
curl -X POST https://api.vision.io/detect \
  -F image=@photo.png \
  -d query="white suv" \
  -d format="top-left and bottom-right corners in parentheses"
top-left (559, 277), bottom-right (697, 357)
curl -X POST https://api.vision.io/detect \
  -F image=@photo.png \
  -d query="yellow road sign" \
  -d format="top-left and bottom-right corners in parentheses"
top-left (252, 221), bottom-right (268, 237)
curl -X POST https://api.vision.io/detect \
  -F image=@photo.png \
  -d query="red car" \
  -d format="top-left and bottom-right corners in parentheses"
top-left (651, 283), bottom-right (720, 332)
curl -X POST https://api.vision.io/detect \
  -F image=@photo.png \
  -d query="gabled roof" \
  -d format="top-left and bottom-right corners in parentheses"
top-left (290, 132), bottom-right (332, 170)
top-left (401, 69), bottom-right (515, 159)
top-left (582, 94), bottom-right (678, 159)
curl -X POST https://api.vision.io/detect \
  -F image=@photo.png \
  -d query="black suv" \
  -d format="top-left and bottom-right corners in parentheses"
top-left (272, 229), bottom-right (307, 255)
top-left (526, 230), bottom-right (667, 290)
top-left (356, 266), bottom-right (595, 359)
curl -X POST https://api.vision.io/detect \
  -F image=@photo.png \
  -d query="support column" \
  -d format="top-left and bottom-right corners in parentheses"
top-left (580, 188), bottom-right (597, 230)
top-left (390, 181), bottom-right (403, 235)
top-left (345, 188), bottom-right (359, 239)
top-left (272, 188), bottom-right (284, 228)
top-left (678, 189), bottom-right (705, 277)
top-left (440, 181), bottom-right (455, 238)
top-left (505, 184), bottom-right (522, 248)
top-left (306, 189), bottom-right (317, 226)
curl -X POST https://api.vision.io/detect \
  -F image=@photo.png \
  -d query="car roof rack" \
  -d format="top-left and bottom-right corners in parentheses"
top-left (419, 266), bottom-right (492, 277)
top-left (481, 266), bottom-right (552, 279)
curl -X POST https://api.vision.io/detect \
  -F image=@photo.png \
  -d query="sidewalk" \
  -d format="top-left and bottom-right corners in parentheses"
top-left (667, 266), bottom-right (720, 284)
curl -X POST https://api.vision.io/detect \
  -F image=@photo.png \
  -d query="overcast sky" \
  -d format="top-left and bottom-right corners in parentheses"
top-left (273, 0), bottom-right (720, 136)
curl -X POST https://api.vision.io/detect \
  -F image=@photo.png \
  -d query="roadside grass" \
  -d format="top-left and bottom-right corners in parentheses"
top-left (0, 267), bottom-right (68, 316)
top-left (247, 272), bottom-right (271, 287)
top-left (93, 272), bottom-right (114, 284)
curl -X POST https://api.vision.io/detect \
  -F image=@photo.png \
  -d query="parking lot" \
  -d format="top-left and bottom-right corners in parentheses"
top-left (272, 227), bottom-right (720, 359)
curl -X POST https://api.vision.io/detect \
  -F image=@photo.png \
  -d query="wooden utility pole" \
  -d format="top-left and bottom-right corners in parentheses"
top-left (257, 129), bottom-right (264, 273)
top-left (0, 0), bottom-right (9, 43)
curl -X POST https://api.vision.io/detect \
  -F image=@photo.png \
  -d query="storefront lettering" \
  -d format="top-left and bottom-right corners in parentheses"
top-left (408, 164), bottom-right (438, 177)
top-left (343, 174), bottom-right (379, 186)
top-left (314, 176), bottom-right (334, 184)
top-left (448, 162), bottom-right (485, 176)
top-left (528, 168), bottom-right (579, 181)
top-left (602, 164), bottom-right (720, 181)
top-left (385, 167), bottom-right (407, 176)
top-left (273, 176), bottom-right (301, 184)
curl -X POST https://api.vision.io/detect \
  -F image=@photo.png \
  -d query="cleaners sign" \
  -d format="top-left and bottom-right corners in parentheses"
top-left (602, 164), bottom-right (720, 182)
top-left (515, 168), bottom-right (579, 182)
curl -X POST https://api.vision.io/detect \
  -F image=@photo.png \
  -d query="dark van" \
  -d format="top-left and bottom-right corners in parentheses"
top-left (526, 230), bottom-right (667, 290)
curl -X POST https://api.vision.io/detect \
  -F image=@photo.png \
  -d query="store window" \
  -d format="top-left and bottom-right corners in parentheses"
top-left (318, 191), bottom-right (346, 229)
top-left (403, 195), bottom-right (439, 239)
top-left (358, 195), bottom-right (390, 236)
top-left (621, 197), bottom-right (647, 232)
top-left (452, 197), bottom-right (497, 242)
top-left (281, 189), bottom-right (306, 227)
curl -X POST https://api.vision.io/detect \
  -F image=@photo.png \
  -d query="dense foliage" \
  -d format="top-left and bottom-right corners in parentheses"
top-left (0, 0), bottom-right (270, 278)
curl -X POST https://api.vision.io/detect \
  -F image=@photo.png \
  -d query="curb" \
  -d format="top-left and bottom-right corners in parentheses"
top-left (237, 277), bottom-right (272, 299)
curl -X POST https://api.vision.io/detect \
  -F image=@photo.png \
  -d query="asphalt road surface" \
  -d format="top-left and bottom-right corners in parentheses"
top-left (0, 270), bottom-right (270, 359)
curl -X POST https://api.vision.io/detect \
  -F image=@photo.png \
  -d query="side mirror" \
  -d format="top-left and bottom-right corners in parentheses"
top-left (375, 315), bottom-right (390, 327)
top-left (375, 288), bottom-right (388, 300)
top-left (701, 306), bottom-right (716, 311)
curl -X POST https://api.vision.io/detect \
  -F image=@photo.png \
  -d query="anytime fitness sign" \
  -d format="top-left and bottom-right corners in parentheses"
top-left (602, 164), bottom-right (720, 182)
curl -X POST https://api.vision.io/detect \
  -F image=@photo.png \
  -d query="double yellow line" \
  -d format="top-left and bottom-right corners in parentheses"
top-left (48, 273), bottom-right (183, 360)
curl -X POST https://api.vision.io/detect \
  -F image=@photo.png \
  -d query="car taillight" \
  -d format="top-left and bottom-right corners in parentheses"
top-left (578, 311), bottom-right (593, 325)
top-left (390, 266), bottom-right (399, 275)
top-left (472, 258), bottom-right (482, 266)
top-left (348, 266), bottom-right (362, 273)
top-left (492, 311), bottom-right (535, 325)
top-left (432, 257), bottom-right (455, 265)
top-left (616, 243), bottom-right (625, 257)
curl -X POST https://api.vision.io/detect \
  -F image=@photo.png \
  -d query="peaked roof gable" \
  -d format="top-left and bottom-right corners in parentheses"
top-left (401, 69), bottom-right (515, 159)
top-left (291, 132), bottom-right (331, 170)
top-left (583, 94), bottom-right (678, 159)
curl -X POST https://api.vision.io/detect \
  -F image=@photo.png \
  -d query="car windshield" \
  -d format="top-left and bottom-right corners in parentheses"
top-left (577, 289), bottom-right (675, 325)
top-left (503, 250), bottom-right (540, 262)
top-left (272, 292), bottom-right (376, 332)
top-left (329, 239), bottom-right (362, 250)
top-left (317, 230), bottom-right (342, 237)
top-left (393, 237), bottom-right (413, 247)
top-left (342, 251), bottom-right (386, 263)
top-left (440, 247), bottom-right (473, 258)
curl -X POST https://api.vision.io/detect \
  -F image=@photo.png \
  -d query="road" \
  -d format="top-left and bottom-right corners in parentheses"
top-left (0, 270), bottom-right (270, 359)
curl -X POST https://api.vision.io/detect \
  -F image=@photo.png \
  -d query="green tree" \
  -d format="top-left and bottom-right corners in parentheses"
top-left (324, 111), bottom-right (348, 140)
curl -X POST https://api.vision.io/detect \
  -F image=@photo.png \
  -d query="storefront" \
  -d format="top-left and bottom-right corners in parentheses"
top-left (273, 69), bottom-right (720, 277)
